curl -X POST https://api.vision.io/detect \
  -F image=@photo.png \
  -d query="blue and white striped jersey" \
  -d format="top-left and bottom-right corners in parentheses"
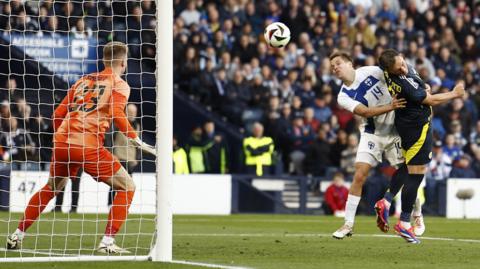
top-left (337, 66), bottom-right (396, 136)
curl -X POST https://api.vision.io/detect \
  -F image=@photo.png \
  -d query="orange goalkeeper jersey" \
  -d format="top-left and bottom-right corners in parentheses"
top-left (53, 68), bottom-right (137, 148)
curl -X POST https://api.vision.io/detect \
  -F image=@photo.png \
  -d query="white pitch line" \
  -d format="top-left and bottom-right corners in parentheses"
top-left (175, 233), bottom-right (480, 243)
top-left (0, 250), bottom-right (252, 269)
top-left (171, 260), bottom-right (252, 269)
top-left (0, 247), bottom-right (77, 256)
top-left (174, 218), bottom-right (480, 224)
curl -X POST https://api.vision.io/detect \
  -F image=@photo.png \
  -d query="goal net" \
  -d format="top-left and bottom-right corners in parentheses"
top-left (0, 0), bottom-right (170, 262)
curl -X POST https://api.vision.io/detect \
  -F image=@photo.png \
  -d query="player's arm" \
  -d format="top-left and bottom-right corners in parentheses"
top-left (52, 87), bottom-right (76, 131)
top-left (337, 89), bottom-right (405, 118)
top-left (422, 83), bottom-right (465, 106)
top-left (112, 91), bottom-right (156, 156)
top-left (353, 95), bottom-right (406, 118)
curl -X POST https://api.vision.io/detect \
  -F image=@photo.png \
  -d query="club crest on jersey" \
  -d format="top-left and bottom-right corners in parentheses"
top-left (365, 77), bottom-right (373, 87)
top-left (368, 141), bottom-right (375, 150)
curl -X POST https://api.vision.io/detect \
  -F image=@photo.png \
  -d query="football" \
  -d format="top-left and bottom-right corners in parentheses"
top-left (264, 22), bottom-right (291, 48)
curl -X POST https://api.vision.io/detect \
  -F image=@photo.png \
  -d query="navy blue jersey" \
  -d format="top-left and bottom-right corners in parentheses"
top-left (383, 65), bottom-right (431, 127)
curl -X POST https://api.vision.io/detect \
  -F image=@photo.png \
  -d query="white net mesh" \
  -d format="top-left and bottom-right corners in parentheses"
top-left (0, 0), bottom-right (157, 260)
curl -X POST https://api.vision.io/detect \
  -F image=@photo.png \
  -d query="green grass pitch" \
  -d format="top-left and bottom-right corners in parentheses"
top-left (1, 212), bottom-right (480, 268)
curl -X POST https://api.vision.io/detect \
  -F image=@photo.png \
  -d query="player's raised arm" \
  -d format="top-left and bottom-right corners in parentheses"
top-left (422, 82), bottom-right (465, 106)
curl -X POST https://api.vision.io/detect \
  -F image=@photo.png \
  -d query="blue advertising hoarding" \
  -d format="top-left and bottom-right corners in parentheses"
top-left (0, 33), bottom-right (99, 85)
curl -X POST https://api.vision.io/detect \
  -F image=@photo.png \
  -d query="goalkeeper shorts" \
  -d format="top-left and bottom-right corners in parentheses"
top-left (50, 142), bottom-right (123, 182)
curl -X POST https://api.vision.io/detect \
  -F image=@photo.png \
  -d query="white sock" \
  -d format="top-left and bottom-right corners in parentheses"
top-left (101, 235), bottom-right (115, 245)
top-left (344, 194), bottom-right (361, 226)
top-left (412, 198), bottom-right (422, 216)
top-left (395, 191), bottom-right (402, 215)
top-left (401, 221), bottom-right (411, 229)
top-left (14, 228), bottom-right (25, 241)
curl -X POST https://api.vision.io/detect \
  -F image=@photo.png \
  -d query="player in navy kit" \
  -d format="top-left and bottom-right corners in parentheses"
top-left (375, 49), bottom-right (465, 243)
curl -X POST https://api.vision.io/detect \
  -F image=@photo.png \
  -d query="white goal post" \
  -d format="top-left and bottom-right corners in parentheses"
top-left (0, 0), bottom-right (173, 263)
top-left (151, 0), bottom-right (173, 262)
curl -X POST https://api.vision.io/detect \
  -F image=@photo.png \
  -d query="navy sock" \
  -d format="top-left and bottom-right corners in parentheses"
top-left (390, 164), bottom-right (407, 196)
top-left (400, 173), bottom-right (424, 222)
top-left (400, 212), bottom-right (411, 223)
top-left (384, 192), bottom-right (394, 203)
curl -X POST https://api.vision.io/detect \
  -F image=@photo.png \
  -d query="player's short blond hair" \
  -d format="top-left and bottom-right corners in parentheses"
top-left (103, 41), bottom-right (128, 67)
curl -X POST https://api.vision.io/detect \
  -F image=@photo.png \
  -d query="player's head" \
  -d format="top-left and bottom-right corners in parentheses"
top-left (378, 49), bottom-right (408, 76)
top-left (329, 51), bottom-right (354, 82)
top-left (103, 41), bottom-right (128, 73)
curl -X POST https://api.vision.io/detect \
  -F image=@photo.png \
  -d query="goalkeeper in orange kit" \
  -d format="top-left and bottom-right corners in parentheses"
top-left (6, 41), bottom-right (155, 254)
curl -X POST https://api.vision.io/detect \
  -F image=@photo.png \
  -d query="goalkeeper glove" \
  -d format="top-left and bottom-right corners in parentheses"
top-left (130, 137), bottom-right (156, 156)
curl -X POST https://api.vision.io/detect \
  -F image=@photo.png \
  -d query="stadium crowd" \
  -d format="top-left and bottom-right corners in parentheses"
top-left (0, 0), bottom-right (479, 214)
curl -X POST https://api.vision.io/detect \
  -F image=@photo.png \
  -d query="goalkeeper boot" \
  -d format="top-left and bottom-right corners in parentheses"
top-left (394, 221), bottom-right (420, 244)
top-left (6, 230), bottom-right (24, 250)
top-left (412, 214), bottom-right (425, 236)
top-left (374, 198), bottom-right (390, 233)
top-left (332, 223), bottom-right (353, 239)
top-left (97, 241), bottom-right (131, 254)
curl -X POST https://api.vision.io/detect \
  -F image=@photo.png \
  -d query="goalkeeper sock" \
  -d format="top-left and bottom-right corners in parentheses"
top-left (18, 184), bottom-right (55, 232)
top-left (105, 190), bottom-right (134, 236)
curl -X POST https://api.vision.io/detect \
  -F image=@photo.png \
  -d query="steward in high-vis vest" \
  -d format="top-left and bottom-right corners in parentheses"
top-left (173, 136), bottom-right (189, 174)
top-left (185, 126), bottom-right (208, 173)
top-left (243, 122), bottom-right (274, 176)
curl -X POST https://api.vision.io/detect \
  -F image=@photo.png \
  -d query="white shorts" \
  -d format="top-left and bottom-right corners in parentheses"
top-left (356, 133), bottom-right (404, 167)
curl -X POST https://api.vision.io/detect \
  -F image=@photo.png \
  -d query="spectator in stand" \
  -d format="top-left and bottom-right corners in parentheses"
top-left (12, 10), bottom-right (38, 34)
top-left (291, 95), bottom-right (304, 119)
top-left (29, 114), bottom-right (52, 170)
top-left (0, 78), bottom-right (22, 104)
top-left (197, 58), bottom-right (217, 105)
top-left (303, 107), bottom-right (320, 133)
top-left (340, 133), bottom-right (359, 179)
top-left (296, 79), bottom-right (316, 108)
top-left (450, 154), bottom-right (476, 178)
top-left (0, 117), bottom-right (36, 170)
top-left (442, 133), bottom-right (463, 161)
top-left (71, 17), bottom-right (93, 38)
top-left (469, 121), bottom-right (480, 159)
top-left (178, 46), bottom-right (200, 94)
top-left (222, 70), bottom-right (252, 125)
top-left (179, 0), bottom-right (201, 27)
top-left (323, 172), bottom-right (349, 217)
top-left (433, 47), bottom-right (461, 81)
top-left (56, 2), bottom-right (81, 34)
top-left (276, 79), bottom-right (295, 105)
top-left (330, 129), bottom-right (348, 167)
top-left (449, 120), bottom-right (467, 149)
top-left (288, 116), bottom-right (314, 175)
top-left (426, 140), bottom-right (452, 214)
top-left (233, 34), bottom-right (256, 64)
top-left (304, 127), bottom-right (330, 176)
top-left (312, 95), bottom-right (332, 123)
